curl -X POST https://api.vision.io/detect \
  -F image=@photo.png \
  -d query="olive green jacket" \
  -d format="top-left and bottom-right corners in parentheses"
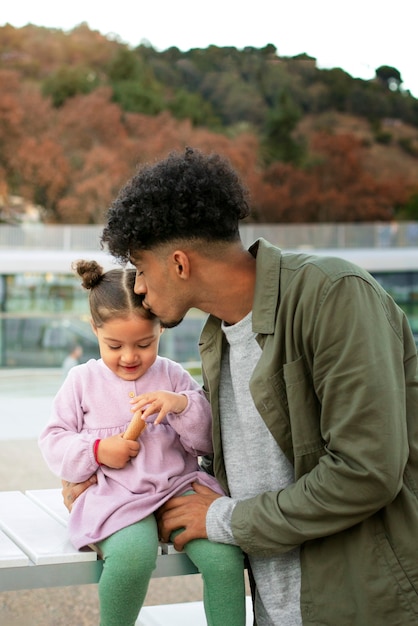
top-left (199, 238), bottom-right (418, 625)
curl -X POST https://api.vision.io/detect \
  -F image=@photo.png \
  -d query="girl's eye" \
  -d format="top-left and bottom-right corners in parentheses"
top-left (109, 345), bottom-right (121, 350)
top-left (138, 343), bottom-right (151, 349)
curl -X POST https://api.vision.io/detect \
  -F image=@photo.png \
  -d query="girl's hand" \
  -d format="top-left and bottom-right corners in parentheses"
top-left (130, 391), bottom-right (188, 425)
top-left (97, 434), bottom-right (140, 468)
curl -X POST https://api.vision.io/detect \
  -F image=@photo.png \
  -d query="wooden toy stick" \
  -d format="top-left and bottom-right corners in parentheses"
top-left (123, 410), bottom-right (147, 440)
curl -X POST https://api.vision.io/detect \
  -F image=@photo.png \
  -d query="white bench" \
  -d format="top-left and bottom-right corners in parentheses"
top-left (0, 488), bottom-right (199, 592)
top-left (0, 488), bottom-right (254, 625)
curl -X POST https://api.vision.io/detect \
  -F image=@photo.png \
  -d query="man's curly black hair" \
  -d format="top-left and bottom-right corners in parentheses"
top-left (101, 147), bottom-right (251, 263)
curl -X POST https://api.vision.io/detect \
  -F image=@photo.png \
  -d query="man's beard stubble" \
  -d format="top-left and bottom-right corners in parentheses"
top-left (160, 317), bottom-right (184, 330)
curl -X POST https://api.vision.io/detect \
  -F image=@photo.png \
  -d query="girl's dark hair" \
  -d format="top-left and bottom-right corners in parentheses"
top-left (73, 260), bottom-right (156, 327)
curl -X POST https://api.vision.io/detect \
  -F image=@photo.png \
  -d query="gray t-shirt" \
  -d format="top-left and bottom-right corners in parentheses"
top-left (206, 311), bottom-right (302, 625)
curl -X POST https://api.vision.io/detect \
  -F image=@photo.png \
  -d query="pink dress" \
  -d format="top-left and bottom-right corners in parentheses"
top-left (39, 357), bottom-right (223, 548)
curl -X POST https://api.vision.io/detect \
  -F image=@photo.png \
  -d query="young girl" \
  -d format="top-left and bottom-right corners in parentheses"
top-left (39, 260), bottom-right (246, 626)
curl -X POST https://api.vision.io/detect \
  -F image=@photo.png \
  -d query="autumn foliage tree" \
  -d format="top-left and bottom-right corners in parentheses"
top-left (255, 133), bottom-right (412, 222)
top-left (0, 71), bottom-right (24, 187)
top-left (1, 24), bottom-right (417, 224)
top-left (0, 78), bottom-right (261, 223)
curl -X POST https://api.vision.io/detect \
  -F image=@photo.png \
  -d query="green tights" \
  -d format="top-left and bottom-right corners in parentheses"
top-left (97, 513), bottom-right (246, 626)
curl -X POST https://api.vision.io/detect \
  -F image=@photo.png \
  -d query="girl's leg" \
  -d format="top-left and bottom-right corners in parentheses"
top-left (97, 515), bottom-right (159, 626)
top-left (171, 528), bottom-right (246, 626)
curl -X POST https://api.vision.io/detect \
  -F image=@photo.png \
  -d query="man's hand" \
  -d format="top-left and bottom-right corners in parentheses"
top-left (157, 482), bottom-right (222, 551)
top-left (61, 475), bottom-right (97, 512)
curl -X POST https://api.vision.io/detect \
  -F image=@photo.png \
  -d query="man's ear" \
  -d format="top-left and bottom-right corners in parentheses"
top-left (172, 250), bottom-right (190, 278)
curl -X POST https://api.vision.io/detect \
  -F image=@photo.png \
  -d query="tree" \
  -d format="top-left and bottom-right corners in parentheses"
top-left (107, 49), bottom-right (166, 116)
top-left (167, 89), bottom-right (220, 128)
top-left (42, 65), bottom-right (99, 107)
top-left (395, 191), bottom-right (418, 220)
top-left (256, 161), bottom-right (318, 222)
top-left (375, 65), bottom-right (403, 91)
top-left (261, 92), bottom-right (305, 165)
top-left (56, 87), bottom-right (128, 152)
top-left (0, 70), bottom-right (25, 194)
top-left (107, 48), bottom-right (142, 81)
top-left (1, 23), bottom-right (418, 224)
top-left (317, 68), bottom-right (354, 111)
top-left (308, 132), bottom-right (408, 221)
top-left (255, 131), bottom-right (411, 223)
top-left (57, 145), bottom-right (132, 223)
top-left (15, 137), bottom-right (70, 220)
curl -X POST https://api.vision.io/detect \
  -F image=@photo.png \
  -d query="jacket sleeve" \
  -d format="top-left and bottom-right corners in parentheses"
top-left (38, 373), bottom-right (99, 482)
top-left (231, 274), bottom-right (412, 555)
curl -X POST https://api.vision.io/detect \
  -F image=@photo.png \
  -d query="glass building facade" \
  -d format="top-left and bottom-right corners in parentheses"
top-left (0, 270), bottom-right (205, 368)
top-left (0, 223), bottom-right (417, 368)
top-left (1, 265), bottom-right (417, 369)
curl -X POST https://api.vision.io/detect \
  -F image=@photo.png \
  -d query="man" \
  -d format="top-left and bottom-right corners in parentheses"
top-left (66, 147), bottom-right (418, 625)
top-left (61, 344), bottom-right (83, 379)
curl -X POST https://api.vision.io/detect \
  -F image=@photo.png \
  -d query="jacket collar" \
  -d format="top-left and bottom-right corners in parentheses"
top-left (249, 238), bottom-right (282, 335)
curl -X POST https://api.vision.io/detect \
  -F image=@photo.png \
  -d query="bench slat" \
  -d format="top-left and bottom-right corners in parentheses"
top-left (0, 491), bottom-right (97, 565)
top-left (0, 528), bottom-right (30, 568)
top-left (25, 488), bottom-right (69, 526)
top-left (0, 489), bottom-right (199, 591)
top-left (26, 488), bottom-right (163, 556)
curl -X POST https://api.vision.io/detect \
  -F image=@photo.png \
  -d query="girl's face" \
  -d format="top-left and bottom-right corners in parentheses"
top-left (92, 313), bottom-right (162, 381)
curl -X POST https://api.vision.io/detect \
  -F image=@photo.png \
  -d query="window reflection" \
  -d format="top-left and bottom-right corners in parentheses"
top-left (372, 271), bottom-right (418, 336)
top-left (0, 272), bottom-right (205, 367)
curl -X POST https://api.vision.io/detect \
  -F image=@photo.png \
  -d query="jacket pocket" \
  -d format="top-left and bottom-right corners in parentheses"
top-left (282, 355), bottom-right (326, 473)
top-left (375, 530), bottom-right (418, 616)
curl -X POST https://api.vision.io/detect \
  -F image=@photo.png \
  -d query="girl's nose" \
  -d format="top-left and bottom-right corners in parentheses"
top-left (121, 347), bottom-right (138, 365)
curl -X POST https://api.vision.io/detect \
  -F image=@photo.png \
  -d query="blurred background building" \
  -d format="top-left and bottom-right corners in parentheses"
top-left (0, 222), bottom-right (417, 369)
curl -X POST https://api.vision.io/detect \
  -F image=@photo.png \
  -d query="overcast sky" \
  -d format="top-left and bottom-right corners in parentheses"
top-left (2, 0), bottom-right (416, 97)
